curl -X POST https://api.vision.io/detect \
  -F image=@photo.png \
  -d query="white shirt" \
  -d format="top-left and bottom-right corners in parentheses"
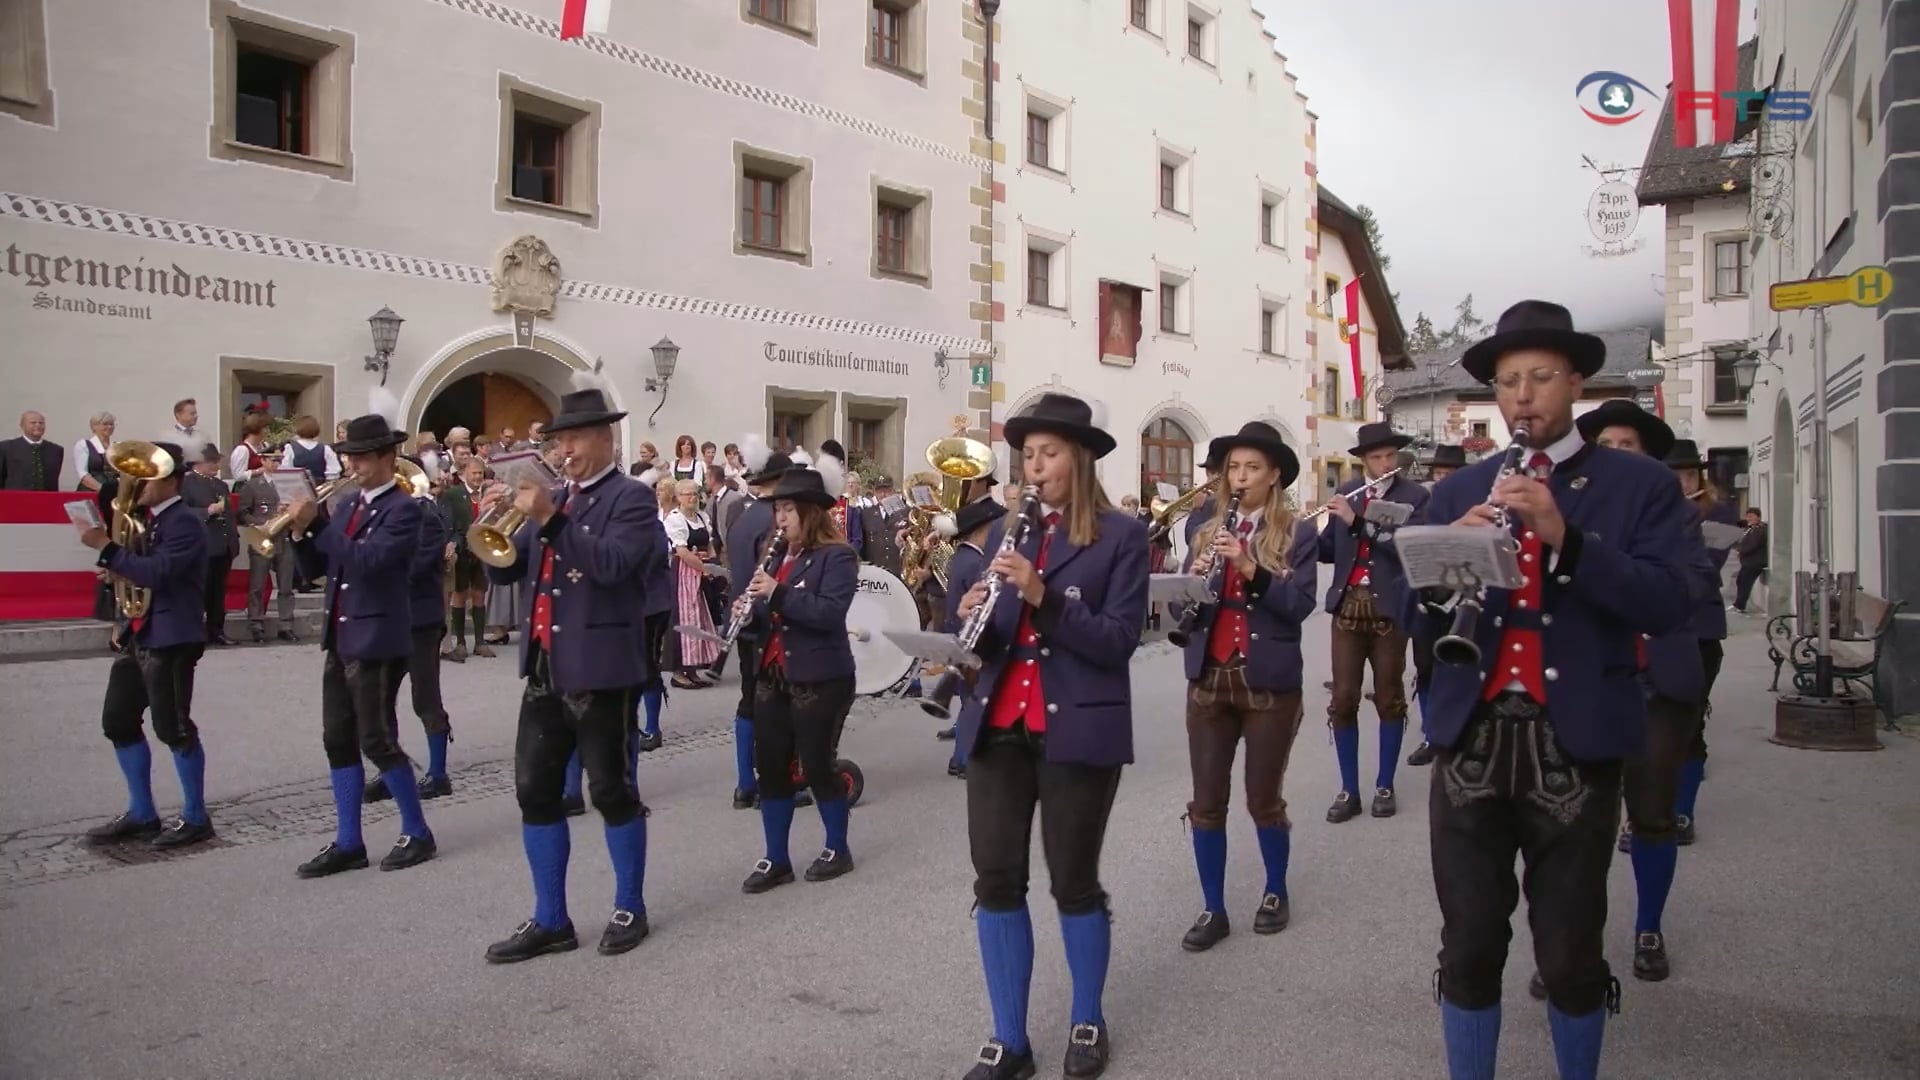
top-left (72, 436), bottom-right (107, 483)
top-left (173, 422), bottom-right (198, 442)
top-left (149, 495), bottom-right (182, 517)
top-left (664, 506), bottom-right (711, 549)
top-left (229, 441), bottom-right (263, 484)
top-left (667, 458), bottom-right (706, 488)
top-left (572, 462), bottom-right (619, 493)
top-left (360, 478), bottom-right (397, 504)
top-left (293, 437), bottom-right (343, 480)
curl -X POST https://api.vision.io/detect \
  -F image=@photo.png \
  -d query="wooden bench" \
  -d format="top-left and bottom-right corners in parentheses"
top-left (1767, 592), bottom-right (1903, 706)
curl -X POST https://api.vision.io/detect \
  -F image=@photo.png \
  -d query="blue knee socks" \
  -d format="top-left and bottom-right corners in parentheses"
top-left (1190, 827), bottom-right (1227, 913)
top-left (1676, 757), bottom-right (1704, 821)
top-left (382, 764), bottom-right (430, 838)
top-left (604, 817), bottom-right (647, 916)
top-left (523, 822), bottom-right (571, 931)
top-left (563, 752), bottom-right (583, 802)
top-left (114, 741), bottom-right (157, 823)
top-left (328, 766), bottom-right (365, 851)
top-left (818, 796), bottom-right (851, 857)
top-left (426, 733), bottom-right (449, 781)
top-left (1059, 909), bottom-right (1111, 1028)
top-left (760, 796), bottom-right (795, 867)
top-left (732, 717), bottom-right (756, 793)
top-left (1547, 1005), bottom-right (1607, 1080)
top-left (1440, 1001), bottom-right (1501, 1080)
top-left (975, 906), bottom-right (1034, 1055)
top-left (642, 689), bottom-right (663, 737)
top-left (172, 744), bottom-right (208, 826)
top-left (1333, 725), bottom-right (1361, 796)
top-left (1631, 837), bottom-right (1678, 934)
top-left (1418, 686), bottom-right (1432, 739)
top-left (1378, 719), bottom-right (1406, 790)
top-left (1254, 824), bottom-right (1291, 898)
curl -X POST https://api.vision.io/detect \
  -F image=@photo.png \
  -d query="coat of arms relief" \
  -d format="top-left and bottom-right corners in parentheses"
top-left (491, 235), bottom-right (563, 317)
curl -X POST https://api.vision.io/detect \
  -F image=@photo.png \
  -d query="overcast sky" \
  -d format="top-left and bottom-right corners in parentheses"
top-left (1259, 0), bottom-right (1759, 338)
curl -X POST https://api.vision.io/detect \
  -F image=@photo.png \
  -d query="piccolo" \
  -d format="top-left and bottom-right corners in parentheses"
top-left (1301, 467), bottom-right (1402, 521)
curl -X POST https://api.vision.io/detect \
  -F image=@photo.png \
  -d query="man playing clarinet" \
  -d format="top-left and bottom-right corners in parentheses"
top-left (1412, 301), bottom-right (1695, 1080)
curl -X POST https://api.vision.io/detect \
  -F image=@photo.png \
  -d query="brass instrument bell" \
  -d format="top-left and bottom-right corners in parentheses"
top-left (104, 440), bottom-right (177, 620)
top-left (925, 436), bottom-right (996, 511)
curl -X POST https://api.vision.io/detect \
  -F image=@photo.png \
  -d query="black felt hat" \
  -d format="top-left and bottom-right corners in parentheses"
top-left (1347, 421), bottom-right (1412, 457)
top-left (1664, 438), bottom-right (1709, 469)
top-left (1003, 392), bottom-right (1117, 458)
top-left (953, 497), bottom-right (1005, 538)
top-left (1206, 421), bottom-right (1300, 487)
top-left (1424, 444), bottom-right (1468, 468)
top-left (768, 467), bottom-right (838, 508)
top-left (745, 451), bottom-right (795, 486)
top-left (1575, 399), bottom-right (1676, 461)
top-left (544, 388), bottom-right (628, 434)
top-left (336, 416), bottom-right (407, 455)
top-left (1461, 300), bottom-right (1607, 383)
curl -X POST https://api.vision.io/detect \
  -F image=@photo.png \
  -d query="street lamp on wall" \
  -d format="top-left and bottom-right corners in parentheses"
top-left (1731, 350), bottom-right (1761, 397)
top-left (646, 336), bottom-right (679, 428)
top-left (934, 347), bottom-right (951, 390)
top-left (363, 307), bottom-right (404, 386)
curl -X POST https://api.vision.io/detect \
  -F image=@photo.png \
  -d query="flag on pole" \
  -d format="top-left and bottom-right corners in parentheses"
top-left (1342, 278), bottom-right (1365, 403)
top-left (1666, 0), bottom-right (1740, 148)
top-left (560, 0), bottom-right (610, 40)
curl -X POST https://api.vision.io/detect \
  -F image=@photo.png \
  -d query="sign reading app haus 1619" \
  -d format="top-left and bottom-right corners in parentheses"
top-left (6, 238), bottom-right (281, 322)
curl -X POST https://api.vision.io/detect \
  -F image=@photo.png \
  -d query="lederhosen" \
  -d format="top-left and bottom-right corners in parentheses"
top-left (753, 549), bottom-right (857, 803)
top-left (1326, 491), bottom-right (1410, 728)
top-left (100, 505), bottom-right (208, 756)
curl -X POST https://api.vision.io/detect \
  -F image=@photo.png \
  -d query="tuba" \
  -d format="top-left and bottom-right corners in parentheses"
top-left (926, 436), bottom-right (996, 511)
top-left (105, 440), bottom-right (177, 620)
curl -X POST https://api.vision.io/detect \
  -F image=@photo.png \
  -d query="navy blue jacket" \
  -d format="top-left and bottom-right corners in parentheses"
top-left (941, 542), bottom-right (988, 634)
top-left (726, 498), bottom-right (775, 608)
top-left (1641, 514), bottom-right (1720, 704)
top-left (409, 496), bottom-right (449, 629)
top-left (955, 509), bottom-right (1151, 769)
top-left (756, 542), bottom-right (857, 683)
top-left (1180, 517), bottom-right (1319, 692)
top-left (318, 484), bottom-right (420, 662)
top-left (1316, 473), bottom-right (1430, 621)
top-left (1689, 498), bottom-right (1737, 642)
top-left (642, 515), bottom-right (674, 618)
top-left (100, 498), bottom-right (208, 650)
top-left (1408, 445), bottom-right (1695, 762)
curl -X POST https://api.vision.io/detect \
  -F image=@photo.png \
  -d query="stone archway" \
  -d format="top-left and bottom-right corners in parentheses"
top-left (1770, 391), bottom-right (1796, 617)
top-left (399, 329), bottom-right (632, 458)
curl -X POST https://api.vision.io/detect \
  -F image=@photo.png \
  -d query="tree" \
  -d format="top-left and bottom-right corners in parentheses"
top-left (1353, 204), bottom-right (1392, 273)
top-left (1441, 293), bottom-right (1488, 347)
top-left (1407, 312), bottom-right (1443, 354)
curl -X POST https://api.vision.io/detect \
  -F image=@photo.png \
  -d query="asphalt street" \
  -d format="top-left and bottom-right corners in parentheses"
top-left (2, 613), bottom-right (1917, 1079)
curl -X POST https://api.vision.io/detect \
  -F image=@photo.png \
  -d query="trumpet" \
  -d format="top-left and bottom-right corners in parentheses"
top-left (919, 486), bottom-right (1041, 722)
top-left (1302, 467), bottom-right (1403, 522)
top-left (466, 459), bottom-right (557, 568)
top-left (104, 440), bottom-right (177, 620)
top-left (1433, 426), bottom-right (1532, 667)
top-left (1146, 484), bottom-right (1208, 545)
top-left (242, 477), bottom-right (351, 557)
top-left (1166, 487), bottom-right (1243, 648)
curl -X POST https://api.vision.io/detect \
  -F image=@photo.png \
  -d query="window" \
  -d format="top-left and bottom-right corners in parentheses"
top-left (1157, 147), bottom-right (1191, 215)
top-left (1711, 346), bottom-right (1745, 406)
top-left (1130, 0), bottom-right (1151, 31)
top-left (744, 0), bottom-right (816, 38)
top-left (1322, 366), bottom-right (1340, 415)
top-left (871, 179), bottom-right (933, 283)
top-left (872, 4), bottom-right (901, 66)
top-left (1261, 193), bottom-right (1283, 247)
top-left (771, 411), bottom-right (808, 451)
top-left (735, 143), bottom-right (814, 263)
top-left (1187, 19), bottom-right (1203, 57)
top-left (1023, 90), bottom-right (1068, 178)
top-left (848, 416), bottom-right (882, 460)
top-left (1027, 112), bottom-right (1050, 169)
top-left (496, 76), bottom-right (601, 224)
top-left (1158, 272), bottom-right (1189, 335)
top-left (1160, 163), bottom-right (1178, 211)
top-left (0, 0), bottom-right (53, 125)
top-left (750, 0), bottom-right (788, 23)
top-left (1140, 417), bottom-right (1196, 498)
top-left (1028, 247), bottom-right (1053, 307)
top-left (210, 1), bottom-right (355, 180)
top-left (1821, 53), bottom-right (1855, 246)
top-left (1026, 231), bottom-right (1067, 310)
top-left (1712, 237), bottom-right (1748, 297)
top-left (866, 0), bottom-right (925, 81)
top-left (1324, 273), bottom-right (1341, 304)
top-left (1470, 420), bottom-right (1490, 439)
top-left (876, 204), bottom-right (908, 271)
top-left (1259, 301), bottom-right (1283, 355)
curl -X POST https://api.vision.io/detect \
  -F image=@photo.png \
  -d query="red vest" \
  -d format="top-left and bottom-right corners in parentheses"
top-left (986, 513), bottom-right (1060, 732)
top-left (759, 553), bottom-right (802, 671)
top-left (1206, 519), bottom-right (1256, 663)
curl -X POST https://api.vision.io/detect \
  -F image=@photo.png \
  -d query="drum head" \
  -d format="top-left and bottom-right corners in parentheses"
top-left (849, 564), bottom-right (920, 696)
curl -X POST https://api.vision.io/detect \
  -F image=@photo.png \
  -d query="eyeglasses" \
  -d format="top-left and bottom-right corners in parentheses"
top-left (1491, 369), bottom-right (1571, 392)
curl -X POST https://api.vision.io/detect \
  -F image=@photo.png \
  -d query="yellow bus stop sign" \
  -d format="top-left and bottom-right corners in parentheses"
top-left (1770, 265), bottom-right (1895, 311)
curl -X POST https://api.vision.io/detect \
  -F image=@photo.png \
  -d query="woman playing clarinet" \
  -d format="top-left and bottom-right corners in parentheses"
top-left (738, 462), bottom-right (860, 892)
top-left (1175, 421), bottom-right (1319, 952)
top-left (951, 393), bottom-right (1149, 1080)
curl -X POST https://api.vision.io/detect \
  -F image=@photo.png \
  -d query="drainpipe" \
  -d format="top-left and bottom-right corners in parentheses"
top-left (980, 0), bottom-right (1001, 446)
top-left (981, 0), bottom-right (1000, 139)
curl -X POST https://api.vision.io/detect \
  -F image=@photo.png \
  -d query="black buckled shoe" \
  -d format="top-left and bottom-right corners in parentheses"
top-left (84, 813), bottom-right (161, 845)
top-left (597, 909), bottom-right (649, 955)
top-left (485, 919), bottom-right (579, 964)
top-left (1180, 911), bottom-right (1229, 952)
top-left (1406, 741), bottom-right (1435, 766)
top-left (417, 774), bottom-right (453, 800)
top-left (1062, 1022), bottom-right (1110, 1078)
top-left (1616, 822), bottom-right (1632, 854)
top-left (948, 760), bottom-right (967, 778)
top-left (296, 842), bottom-right (369, 879)
top-left (1676, 815), bottom-right (1697, 846)
top-left (1370, 787), bottom-right (1397, 818)
top-left (1632, 931), bottom-right (1670, 981)
top-left (151, 818), bottom-right (215, 850)
top-left (379, 833), bottom-right (437, 872)
top-left (936, 726), bottom-right (957, 741)
top-left (731, 788), bottom-right (759, 810)
top-left (804, 848), bottom-right (854, 882)
top-left (1326, 791), bottom-right (1362, 823)
top-left (1253, 892), bottom-right (1290, 935)
top-left (561, 795), bottom-right (587, 818)
top-left (962, 1039), bottom-right (1036, 1080)
top-left (363, 774), bottom-right (392, 804)
top-left (1528, 970), bottom-right (1548, 1001)
top-left (742, 858), bottom-right (795, 894)
top-left (638, 731), bottom-right (663, 753)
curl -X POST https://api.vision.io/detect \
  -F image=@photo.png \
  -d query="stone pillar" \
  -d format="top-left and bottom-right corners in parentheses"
top-left (1879, 0), bottom-right (1920, 715)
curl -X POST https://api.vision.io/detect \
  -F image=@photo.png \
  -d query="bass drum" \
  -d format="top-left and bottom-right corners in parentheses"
top-left (848, 564), bottom-right (921, 697)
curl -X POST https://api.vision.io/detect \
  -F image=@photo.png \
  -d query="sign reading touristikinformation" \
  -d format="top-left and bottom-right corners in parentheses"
top-left (764, 341), bottom-right (910, 377)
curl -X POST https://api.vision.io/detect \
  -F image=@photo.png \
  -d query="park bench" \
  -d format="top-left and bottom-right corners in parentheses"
top-left (1766, 589), bottom-right (1902, 708)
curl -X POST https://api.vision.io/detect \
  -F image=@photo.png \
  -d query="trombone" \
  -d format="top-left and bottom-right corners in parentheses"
top-left (104, 440), bottom-right (177, 620)
top-left (241, 459), bottom-right (429, 557)
top-left (1146, 484), bottom-right (1208, 545)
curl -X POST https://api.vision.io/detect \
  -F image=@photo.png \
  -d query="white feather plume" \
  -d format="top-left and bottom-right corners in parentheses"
top-left (740, 433), bottom-right (771, 473)
top-left (569, 360), bottom-right (608, 395)
top-left (638, 466), bottom-right (661, 487)
top-left (814, 456), bottom-right (845, 502)
top-left (1086, 397), bottom-right (1108, 430)
top-left (789, 447), bottom-right (814, 468)
top-left (932, 513), bottom-right (959, 539)
top-left (367, 384), bottom-right (401, 428)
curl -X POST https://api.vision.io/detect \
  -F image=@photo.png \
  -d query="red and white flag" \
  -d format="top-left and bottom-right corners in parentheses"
top-left (1666, 0), bottom-right (1740, 148)
top-left (1342, 278), bottom-right (1365, 403)
top-left (560, 0), bottom-right (610, 40)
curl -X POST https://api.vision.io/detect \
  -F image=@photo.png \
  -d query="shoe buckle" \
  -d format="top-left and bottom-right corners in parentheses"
top-left (818, 848), bottom-right (837, 863)
top-left (1260, 894), bottom-right (1281, 912)
top-left (1636, 931), bottom-right (1663, 948)
top-left (1195, 911), bottom-right (1213, 926)
top-left (610, 909), bottom-right (635, 928)
top-left (394, 836), bottom-right (413, 848)
top-left (1375, 786), bottom-right (1392, 798)
top-left (1070, 1023), bottom-right (1101, 1046)
top-left (514, 919), bottom-right (536, 936)
top-left (976, 1042), bottom-right (1004, 1066)
top-left (165, 819), bottom-right (187, 831)
top-left (752, 858), bottom-right (774, 874)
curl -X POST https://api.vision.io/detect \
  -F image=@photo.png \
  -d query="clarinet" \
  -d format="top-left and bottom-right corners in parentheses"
top-left (918, 486), bottom-right (1041, 722)
top-left (1166, 488), bottom-right (1243, 648)
top-left (1433, 425), bottom-right (1532, 667)
top-left (718, 531), bottom-right (790, 660)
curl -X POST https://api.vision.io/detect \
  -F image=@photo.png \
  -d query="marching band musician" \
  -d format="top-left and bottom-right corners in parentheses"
top-left (365, 462), bottom-right (456, 803)
top-left (723, 447), bottom-right (795, 809)
top-left (1316, 421), bottom-right (1429, 822)
top-left (1176, 421), bottom-right (1319, 952)
top-left (285, 408), bottom-right (439, 878)
top-left (76, 441), bottom-right (216, 849)
top-left (936, 495), bottom-right (1006, 776)
top-left (1411, 301), bottom-right (1695, 1080)
top-left (481, 382), bottom-right (664, 963)
top-left (1406, 443), bottom-right (1467, 768)
top-left (1665, 438), bottom-right (1732, 846)
top-left (739, 463), bottom-right (861, 892)
top-left (951, 392), bottom-right (1149, 1080)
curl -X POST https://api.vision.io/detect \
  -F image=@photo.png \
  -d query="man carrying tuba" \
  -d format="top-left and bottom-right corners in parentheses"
top-left (74, 440), bottom-right (218, 850)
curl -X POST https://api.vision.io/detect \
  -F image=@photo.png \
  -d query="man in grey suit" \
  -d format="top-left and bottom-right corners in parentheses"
top-left (235, 457), bottom-right (298, 643)
top-left (0, 411), bottom-right (63, 491)
top-left (180, 444), bottom-right (238, 645)
top-left (858, 474), bottom-right (907, 576)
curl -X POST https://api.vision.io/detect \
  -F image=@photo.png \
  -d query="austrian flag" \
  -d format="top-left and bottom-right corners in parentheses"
top-left (1342, 278), bottom-right (1365, 403)
top-left (560, 0), bottom-right (610, 40)
top-left (1666, 0), bottom-right (1740, 148)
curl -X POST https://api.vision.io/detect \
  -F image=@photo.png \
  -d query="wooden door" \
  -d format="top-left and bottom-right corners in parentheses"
top-left (481, 374), bottom-right (552, 443)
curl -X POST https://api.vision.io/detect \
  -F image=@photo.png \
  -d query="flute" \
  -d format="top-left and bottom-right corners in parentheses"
top-left (1302, 467), bottom-right (1402, 521)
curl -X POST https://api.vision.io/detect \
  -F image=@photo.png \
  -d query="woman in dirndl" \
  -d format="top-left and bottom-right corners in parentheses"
top-left (664, 478), bottom-right (720, 689)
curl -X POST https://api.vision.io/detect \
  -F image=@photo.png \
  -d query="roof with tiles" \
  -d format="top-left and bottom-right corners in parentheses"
top-left (1635, 38), bottom-right (1760, 206)
top-left (1383, 327), bottom-right (1654, 397)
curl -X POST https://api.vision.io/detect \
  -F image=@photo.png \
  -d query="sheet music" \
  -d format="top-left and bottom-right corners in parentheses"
top-left (489, 449), bottom-right (559, 494)
top-left (1699, 521), bottom-right (1744, 551)
top-left (1364, 500), bottom-right (1414, 527)
top-left (700, 561), bottom-right (730, 578)
top-left (1149, 573), bottom-right (1211, 605)
top-left (267, 468), bottom-right (317, 504)
top-left (1394, 525), bottom-right (1526, 592)
top-left (1157, 482), bottom-right (1180, 503)
top-left (882, 629), bottom-right (979, 667)
top-left (64, 499), bottom-right (104, 530)
top-left (909, 484), bottom-right (939, 508)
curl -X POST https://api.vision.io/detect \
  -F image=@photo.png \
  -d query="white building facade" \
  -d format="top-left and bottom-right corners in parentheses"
top-left (1306, 188), bottom-right (1410, 500)
top-left (985, 0), bottom-right (1398, 504)
top-left (0, 0), bottom-right (989, 483)
top-left (1743, 0), bottom-right (1920, 714)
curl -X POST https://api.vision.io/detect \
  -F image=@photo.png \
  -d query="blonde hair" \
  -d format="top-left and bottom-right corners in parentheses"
top-left (1197, 470), bottom-right (1296, 572)
top-left (1689, 471), bottom-right (1720, 512)
top-left (791, 502), bottom-right (848, 549)
top-left (1005, 441), bottom-right (1113, 547)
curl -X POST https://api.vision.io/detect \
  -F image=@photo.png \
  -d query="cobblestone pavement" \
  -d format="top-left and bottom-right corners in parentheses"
top-left (2, 615), bottom-right (1917, 1080)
